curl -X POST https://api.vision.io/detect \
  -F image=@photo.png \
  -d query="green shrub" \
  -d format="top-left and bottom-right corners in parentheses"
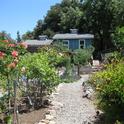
top-left (90, 61), bottom-right (124, 123)
top-left (18, 53), bottom-right (60, 94)
top-left (73, 48), bottom-right (94, 76)
top-left (74, 48), bottom-right (93, 66)
top-left (113, 26), bottom-right (124, 50)
top-left (103, 51), bottom-right (122, 64)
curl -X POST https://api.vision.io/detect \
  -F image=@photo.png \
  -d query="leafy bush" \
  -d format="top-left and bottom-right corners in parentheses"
top-left (73, 48), bottom-right (94, 76)
top-left (0, 39), bottom-right (27, 123)
top-left (73, 48), bottom-right (93, 65)
top-left (39, 45), bottom-right (75, 81)
top-left (18, 52), bottom-right (60, 94)
top-left (113, 26), bottom-right (124, 50)
top-left (38, 45), bottom-right (69, 67)
top-left (103, 51), bottom-right (122, 64)
top-left (90, 61), bottom-right (124, 123)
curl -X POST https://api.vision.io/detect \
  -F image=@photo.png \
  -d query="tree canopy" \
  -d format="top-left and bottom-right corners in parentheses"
top-left (22, 0), bottom-right (124, 53)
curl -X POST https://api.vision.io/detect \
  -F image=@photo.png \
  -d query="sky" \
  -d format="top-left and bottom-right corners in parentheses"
top-left (0, 0), bottom-right (61, 39)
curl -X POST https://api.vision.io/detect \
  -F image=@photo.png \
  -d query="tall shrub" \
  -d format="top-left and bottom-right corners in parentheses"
top-left (0, 39), bottom-right (27, 123)
top-left (73, 48), bottom-right (93, 76)
top-left (90, 61), bottom-right (124, 123)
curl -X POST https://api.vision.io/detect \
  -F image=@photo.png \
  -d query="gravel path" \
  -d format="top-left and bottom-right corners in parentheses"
top-left (49, 75), bottom-right (97, 124)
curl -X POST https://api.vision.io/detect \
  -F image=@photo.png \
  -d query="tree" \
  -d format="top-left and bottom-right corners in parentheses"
top-left (60, 6), bottom-right (83, 32)
top-left (32, 0), bottom-right (84, 37)
top-left (43, 28), bottom-right (55, 38)
top-left (33, 20), bottom-right (46, 39)
top-left (84, 0), bottom-right (124, 52)
top-left (112, 0), bottom-right (124, 26)
top-left (44, 4), bottom-right (62, 32)
top-left (113, 26), bottom-right (124, 50)
top-left (22, 0), bottom-right (124, 54)
top-left (22, 31), bottom-right (34, 40)
top-left (0, 31), bottom-right (13, 41)
top-left (16, 31), bottom-right (21, 43)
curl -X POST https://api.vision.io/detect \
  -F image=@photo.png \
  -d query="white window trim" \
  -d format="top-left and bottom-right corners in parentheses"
top-left (63, 40), bottom-right (69, 49)
top-left (79, 39), bottom-right (85, 49)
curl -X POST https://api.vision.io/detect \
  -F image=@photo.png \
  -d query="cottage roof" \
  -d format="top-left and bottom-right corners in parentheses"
top-left (24, 39), bottom-right (52, 46)
top-left (53, 34), bottom-right (94, 40)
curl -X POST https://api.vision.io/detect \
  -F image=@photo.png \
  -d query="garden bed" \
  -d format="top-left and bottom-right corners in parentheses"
top-left (19, 107), bottom-right (48, 124)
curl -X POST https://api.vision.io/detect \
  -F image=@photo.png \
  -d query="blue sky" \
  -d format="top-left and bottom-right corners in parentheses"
top-left (0, 0), bottom-right (61, 39)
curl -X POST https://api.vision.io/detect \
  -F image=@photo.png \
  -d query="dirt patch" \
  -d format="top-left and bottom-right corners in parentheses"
top-left (18, 108), bottom-right (48, 124)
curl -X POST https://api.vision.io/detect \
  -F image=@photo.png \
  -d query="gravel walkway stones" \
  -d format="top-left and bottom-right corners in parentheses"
top-left (48, 75), bottom-right (97, 124)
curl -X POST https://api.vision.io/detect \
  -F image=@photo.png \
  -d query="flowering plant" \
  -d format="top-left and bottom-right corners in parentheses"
top-left (0, 38), bottom-right (27, 123)
top-left (0, 39), bottom-right (27, 75)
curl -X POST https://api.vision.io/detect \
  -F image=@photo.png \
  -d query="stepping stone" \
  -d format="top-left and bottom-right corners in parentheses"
top-left (40, 119), bottom-right (49, 123)
top-left (38, 122), bottom-right (46, 124)
top-left (49, 121), bottom-right (56, 124)
top-left (45, 115), bottom-right (54, 120)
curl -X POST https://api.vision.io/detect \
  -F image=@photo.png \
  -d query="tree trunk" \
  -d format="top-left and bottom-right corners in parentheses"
top-left (7, 75), bottom-right (11, 114)
top-left (13, 80), bottom-right (18, 124)
top-left (77, 64), bottom-right (80, 77)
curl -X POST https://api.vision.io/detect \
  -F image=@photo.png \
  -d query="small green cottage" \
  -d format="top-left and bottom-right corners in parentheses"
top-left (53, 29), bottom-right (94, 50)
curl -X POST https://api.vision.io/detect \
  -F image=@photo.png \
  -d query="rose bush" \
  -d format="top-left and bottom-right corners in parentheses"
top-left (0, 39), bottom-right (27, 75)
top-left (0, 39), bottom-right (27, 123)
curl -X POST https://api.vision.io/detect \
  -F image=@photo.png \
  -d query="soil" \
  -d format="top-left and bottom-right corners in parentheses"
top-left (18, 108), bottom-right (47, 124)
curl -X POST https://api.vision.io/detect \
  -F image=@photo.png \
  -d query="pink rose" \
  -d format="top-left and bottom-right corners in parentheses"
top-left (11, 50), bottom-right (18, 58)
top-left (8, 44), bottom-right (16, 47)
top-left (0, 51), bottom-right (5, 59)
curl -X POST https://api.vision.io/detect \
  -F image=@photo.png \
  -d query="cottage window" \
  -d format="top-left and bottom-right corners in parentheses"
top-left (80, 40), bottom-right (85, 49)
top-left (63, 40), bottom-right (69, 48)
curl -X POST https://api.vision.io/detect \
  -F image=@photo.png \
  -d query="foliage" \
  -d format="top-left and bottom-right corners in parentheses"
top-left (90, 61), bottom-right (124, 123)
top-left (0, 39), bottom-right (27, 76)
top-left (60, 6), bottom-right (83, 32)
top-left (0, 38), bottom-right (27, 123)
top-left (33, 20), bottom-right (46, 39)
top-left (44, 4), bottom-right (62, 33)
top-left (16, 31), bottom-right (21, 43)
top-left (43, 28), bottom-right (55, 38)
top-left (0, 37), bottom-right (66, 123)
top-left (113, 26), bottom-right (124, 50)
top-left (0, 31), bottom-right (13, 41)
top-left (0, 94), bottom-right (8, 113)
top-left (0, 74), bottom-right (7, 90)
top-left (23, 0), bottom-right (84, 39)
top-left (18, 52), bottom-right (60, 94)
top-left (103, 51), bottom-right (122, 64)
top-left (22, 0), bottom-right (124, 53)
top-left (39, 44), bottom-right (77, 82)
top-left (84, 0), bottom-right (111, 51)
top-left (22, 31), bottom-right (34, 40)
top-left (38, 45), bottom-right (67, 67)
top-left (73, 48), bottom-right (94, 76)
top-left (73, 48), bottom-right (93, 65)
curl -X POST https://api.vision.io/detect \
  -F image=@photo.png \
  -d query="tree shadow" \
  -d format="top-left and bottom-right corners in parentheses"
top-left (93, 113), bottom-right (106, 124)
top-left (93, 112), bottom-right (124, 124)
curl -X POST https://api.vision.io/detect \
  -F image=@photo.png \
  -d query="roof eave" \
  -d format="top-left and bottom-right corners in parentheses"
top-left (53, 37), bottom-right (94, 40)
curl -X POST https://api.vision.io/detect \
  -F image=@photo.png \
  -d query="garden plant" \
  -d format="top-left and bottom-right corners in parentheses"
top-left (0, 38), bottom-right (27, 124)
top-left (90, 59), bottom-right (124, 123)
